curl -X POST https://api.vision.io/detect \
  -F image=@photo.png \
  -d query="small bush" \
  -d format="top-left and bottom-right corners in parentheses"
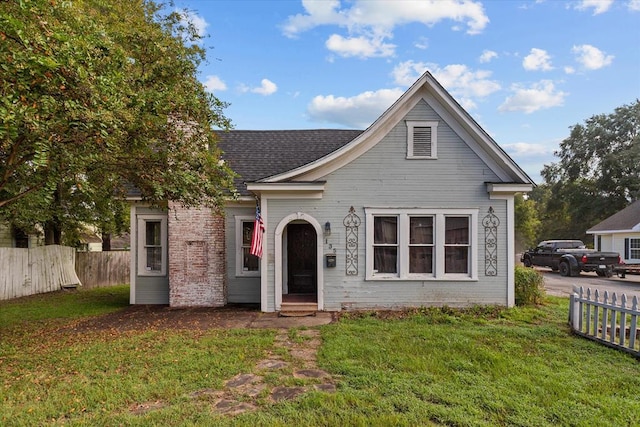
top-left (515, 265), bottom-right (545, 306)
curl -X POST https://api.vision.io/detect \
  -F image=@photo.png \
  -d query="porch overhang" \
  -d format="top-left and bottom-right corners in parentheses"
top-left (246, 181), bottom-right (326, 199)
top-left (486, 183), bottom-right (533, 198)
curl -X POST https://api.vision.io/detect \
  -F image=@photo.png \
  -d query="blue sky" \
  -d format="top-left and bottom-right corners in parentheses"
top-left (174, 0), bottom-right (640, 183)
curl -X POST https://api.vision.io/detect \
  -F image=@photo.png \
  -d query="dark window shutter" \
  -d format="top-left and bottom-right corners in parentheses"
top-left (625, 238), bottom-right (629, 260)
top-left (413, 127), bottom-right (432, 157)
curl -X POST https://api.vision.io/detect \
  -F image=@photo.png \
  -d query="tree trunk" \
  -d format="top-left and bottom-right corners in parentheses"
top-left (102, 232), bottom-right (111, 251)
top-left (44, 185), bottom-right (63, 245)
top-left (44, 221), bottom-right (62, 245)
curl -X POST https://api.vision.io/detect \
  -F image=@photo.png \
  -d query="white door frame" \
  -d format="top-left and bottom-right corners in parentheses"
top-left (274, 212), bottom-right (324, 311)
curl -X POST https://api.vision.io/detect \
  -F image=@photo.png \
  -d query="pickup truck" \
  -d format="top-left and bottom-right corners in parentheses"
top-left (521, 240), bottom-right (621, 277)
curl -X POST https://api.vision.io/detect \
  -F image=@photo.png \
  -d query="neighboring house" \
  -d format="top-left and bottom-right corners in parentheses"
top-left (587, 200), bottom-right (640, 264)
top-left (76, 228), bottom-right (103, 252)
top-left (0, 222), bottom-right (38, 248)
top-left (127, 72), bottom-right (534, 311)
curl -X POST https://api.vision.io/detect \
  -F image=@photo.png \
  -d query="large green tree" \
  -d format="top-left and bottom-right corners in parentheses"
top-left (514, 193), bottom-right (540, 251)
top-left (0, 0), bottom-right (235, 245)
top-left (534, 100), bottom-right (640, 242)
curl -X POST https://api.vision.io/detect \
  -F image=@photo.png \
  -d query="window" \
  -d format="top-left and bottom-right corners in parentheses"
top-left (373, 216), bottom-right (398, 274)
top-left (235, 216), bottom-right (260, 276)
top-left (409, 216), bottom-right (433, 274)
top-left (630, 238), bottom-right (640, 260)
top-left (444, 216), bottom-right (469, 274)
top-left (137, 215), bottom-right (167, 276)
top-left (366, 208), bottom-right (477, 280)
top-left (12, 227), bottom-right (29, 248)
top-left (406, 121), bottom-right (438, 159)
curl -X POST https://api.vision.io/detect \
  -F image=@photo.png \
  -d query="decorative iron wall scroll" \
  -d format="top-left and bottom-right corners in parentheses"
top-left (482, 207), bottom-right (500, 276)
top-left (343, 206), bottom-right (361, 275)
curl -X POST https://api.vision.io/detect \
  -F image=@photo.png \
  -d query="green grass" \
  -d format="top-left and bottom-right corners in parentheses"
top-left (0, 285), bottom-right (130, 329)
top-left (1, 288), bottom-right (638, 426)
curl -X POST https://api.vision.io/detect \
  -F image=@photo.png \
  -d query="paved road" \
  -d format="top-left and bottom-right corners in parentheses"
top-left (537, 267), bottom-right (640, 299)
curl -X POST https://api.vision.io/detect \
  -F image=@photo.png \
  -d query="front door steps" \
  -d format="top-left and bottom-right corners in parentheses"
top-left (280, 293), bottom-right (317, 317)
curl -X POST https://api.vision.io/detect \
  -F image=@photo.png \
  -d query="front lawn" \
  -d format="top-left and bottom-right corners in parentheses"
top-left (0, 287), bottom-right (637, 426)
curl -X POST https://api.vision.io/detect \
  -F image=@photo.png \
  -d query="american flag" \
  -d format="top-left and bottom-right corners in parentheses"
top-left (250, 206), bottom-right (264, 258)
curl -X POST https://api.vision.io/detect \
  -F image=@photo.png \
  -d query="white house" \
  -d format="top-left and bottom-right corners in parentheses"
top-left (127, 72), bottom-right (534, 312)
top-left (587, 200), bottom-right (640, 264)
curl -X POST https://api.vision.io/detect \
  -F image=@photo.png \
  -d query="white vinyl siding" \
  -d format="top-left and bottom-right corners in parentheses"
top-left (407, 120), bottom-right (438, 159)
top-left (235, 216), bottom-right (260, 277)
top-left (365, 208), bottom-right (478, 281)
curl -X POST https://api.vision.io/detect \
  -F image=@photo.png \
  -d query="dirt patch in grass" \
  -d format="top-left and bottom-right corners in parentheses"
top-left (65, 304), bottom-right (258, 332)
top-left (64, 304), bottom-right (337, 333)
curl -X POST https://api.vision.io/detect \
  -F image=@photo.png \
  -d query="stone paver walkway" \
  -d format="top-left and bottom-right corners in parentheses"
top-left (129, 327), bottom-right (336, 417)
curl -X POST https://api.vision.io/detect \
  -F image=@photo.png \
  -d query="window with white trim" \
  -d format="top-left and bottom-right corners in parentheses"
top-left (366, 208), bottom-right (477, 280)
top-left (630, 238), bottom-right (640, 260)
top-left (444, 216), bottom-right (470, 274)
top-left (137, 215), bottom-right (167, 276)
top-left (235, 216), bottom-right (260, 276)
top-left (406, 120), bottom-right (438, 159)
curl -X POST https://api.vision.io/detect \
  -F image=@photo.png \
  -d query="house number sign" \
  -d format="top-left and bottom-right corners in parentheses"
top-left (343, 206), bottom-right (361, 276)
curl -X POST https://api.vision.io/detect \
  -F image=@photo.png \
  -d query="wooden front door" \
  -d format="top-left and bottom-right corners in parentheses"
top-left (287, 223), bottom-right (317, 294)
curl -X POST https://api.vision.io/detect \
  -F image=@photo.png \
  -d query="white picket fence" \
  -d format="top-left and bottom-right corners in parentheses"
top-left (0, 245), bottom-right (81, 301)
top-left (569, 286), bottom-right (639, 357)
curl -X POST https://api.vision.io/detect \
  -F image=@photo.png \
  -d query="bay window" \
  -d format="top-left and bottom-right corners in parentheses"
top-left (366, 208), bottom-right (477, 280)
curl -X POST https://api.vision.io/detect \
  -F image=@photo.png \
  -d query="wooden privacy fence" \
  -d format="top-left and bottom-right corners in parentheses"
top-left (75, 251), bottom-right (129, 289)
top-left (0, 246), bottom-right (81, 301)
top-left (569, 286), bottom-right (639, 358)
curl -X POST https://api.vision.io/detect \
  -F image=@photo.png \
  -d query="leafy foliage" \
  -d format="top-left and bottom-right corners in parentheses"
top-left (0, 0), bottom-right (235, 243)
top-left (535, 100), bottom-right (640, 242)
top-left (514, 193), bottom-right (541, 251)
top-left (514, 265), bottom-right (545, 306)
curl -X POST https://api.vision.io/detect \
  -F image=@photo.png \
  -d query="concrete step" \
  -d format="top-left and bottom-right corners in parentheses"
top-left (279, 302), bottom-right (317, 317)
top-left (279, 311), bottom-right (317, 317)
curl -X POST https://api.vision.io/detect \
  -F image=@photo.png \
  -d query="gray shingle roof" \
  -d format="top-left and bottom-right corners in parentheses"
top-left (588, 200), bottom-right (640, 232)
top-left (216, 129), bottom-right (363, 195)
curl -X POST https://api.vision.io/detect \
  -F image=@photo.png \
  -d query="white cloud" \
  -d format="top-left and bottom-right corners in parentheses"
top-left (391, 60), bottom-right (430, 86)
top-left (499, 80), bottom-right (567, 113)
top-left (479, 50), bottom-right (498, 63)
top-left (179, 10), bottom-right (208, 38)
top-left (240, 79), bottom-right (278, 96)
top-left (307, 88), bottom-right (404, 128)
top-left (283, 0), bottom-right (489, 58)
top-left (391, 60), bottom-right (500, 109)
top-left (630, 0), bottom-right (640, 11)
top-left (523, 48), bottom-right (553, 71)
top-left (564, 66), bottom-right (576, 74)
top-left (414, 37), bottom-right (429, 50)
top-left (503, 142), bottom-right (552, 156)
top-left (575, 0), bottom-right (614, 15)
top-left (572, 44), bottom-right (614, 70)
top-left (326, 34), bottom-right (396, 58)
top-left (203, 75), bottom-right (227, 93)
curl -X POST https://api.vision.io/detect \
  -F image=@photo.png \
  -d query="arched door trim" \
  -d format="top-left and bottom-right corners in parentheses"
top-left (274, 212), bottom-right (324, 311)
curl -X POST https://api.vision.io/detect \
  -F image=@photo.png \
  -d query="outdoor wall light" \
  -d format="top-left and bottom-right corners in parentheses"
top-left (324, 221), bottom-right (331, 236)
